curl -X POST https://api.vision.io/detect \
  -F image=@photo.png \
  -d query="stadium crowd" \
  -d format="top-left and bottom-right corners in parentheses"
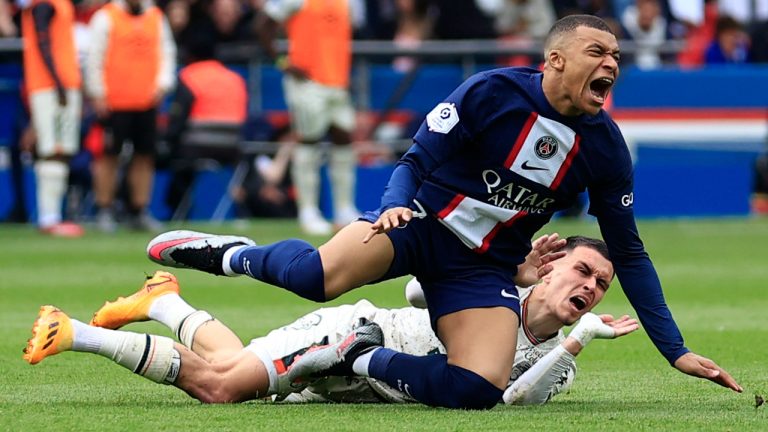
top-left (3, 0), bottom-right (766, 64)
top-left (2, 0), bottom-right (767, 234)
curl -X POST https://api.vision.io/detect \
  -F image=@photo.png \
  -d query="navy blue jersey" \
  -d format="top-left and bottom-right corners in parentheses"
top-left (380, 67), bottom-right (688, 364)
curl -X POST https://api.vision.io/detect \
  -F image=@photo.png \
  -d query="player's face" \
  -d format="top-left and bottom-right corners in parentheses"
top-left (539, 246), bottom-right (614, 325)
top-left (560, 26), bottom-right (620, 116)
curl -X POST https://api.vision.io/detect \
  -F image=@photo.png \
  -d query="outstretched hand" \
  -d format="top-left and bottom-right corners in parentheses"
top-left (514, 233), bottom-right (567, 287)
top-left (673, 352), bottom-right (743, 393)
top-left (596, 314), bottom-right (640, 339)
top-left (363, 207), bottom-right (413, 243)
top-left (568, 312), bottom-right (639, 348)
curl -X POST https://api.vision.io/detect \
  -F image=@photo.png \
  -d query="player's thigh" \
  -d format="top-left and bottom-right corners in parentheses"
top-left (438, 307), bottom-right (519, 389)
top-left (29, 90), bottom-right (57, 157)
top-left (245, 306), bottom-right (350, 393)
top-left (318, 221), bottom-right (394, 297)
top-left (283, 76), bottom-right (330, 141)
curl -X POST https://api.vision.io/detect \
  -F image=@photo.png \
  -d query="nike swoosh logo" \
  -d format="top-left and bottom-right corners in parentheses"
top-left (521, 161), bottom-right (548, 171)
top-left (146, 275), bottom-right (173, 291)
top-left (148, 237), bottom-right (203, 261)
top-left (500, 289), bottom-right (519, 300)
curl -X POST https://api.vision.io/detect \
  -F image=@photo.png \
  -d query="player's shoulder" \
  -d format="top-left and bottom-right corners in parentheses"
top-left (451, 67), bottom-right (540, 115)
top-left (580, 109), bottom-right (626, 144)
top-left (468, 67), bottom-right (540, 92)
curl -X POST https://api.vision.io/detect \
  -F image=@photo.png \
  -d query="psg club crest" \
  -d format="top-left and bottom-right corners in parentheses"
top-left (426, 103), bottom-right (459, 134)
top-left (534, 136), bottom-right (559, 160)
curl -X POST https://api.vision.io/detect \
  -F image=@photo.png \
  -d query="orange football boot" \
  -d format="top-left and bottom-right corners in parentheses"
top-left (23, 305), bottom-right (74, 365)
top-left (90, 271), bottom-right (180, 330)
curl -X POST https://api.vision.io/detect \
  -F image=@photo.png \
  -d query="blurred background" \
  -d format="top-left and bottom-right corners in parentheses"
top-left (0, 0), bottom-right (767, 231)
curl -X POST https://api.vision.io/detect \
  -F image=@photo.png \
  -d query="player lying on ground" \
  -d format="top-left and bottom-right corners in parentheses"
top-left (146, 15), bottom-right (742, 410)
top-left (23, 236), bottom-right (637, 405)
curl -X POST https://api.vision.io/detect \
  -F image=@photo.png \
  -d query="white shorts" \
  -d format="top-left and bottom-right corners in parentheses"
top-left (245, 299), bottom-right (441, 403)
top-left (246, 300), bottom-right (376, 362)
top-left (29, 88), bottom-right (82, 158)
top-left (282, 76), bottom-right (355, 141)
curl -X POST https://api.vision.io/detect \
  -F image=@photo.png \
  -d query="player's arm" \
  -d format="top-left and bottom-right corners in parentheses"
top-left (503, 313), bottom-right (639, 405)
top-left (257, 0), bottom-right (308, 80)
top-left (156, 15), bottom-right (177, 100)
top-left (31, 2), bottom-right (66, 106)
top-left (365, 74), bottom-right (498, 242)
top-left (85, 10), bottom-right (110, 117)
top-left (255, 6), bottom-right (281, 61)
top-left (164, 80), bottom-right (195, 149)
top-left (590, 126), bottom-right (741, 392)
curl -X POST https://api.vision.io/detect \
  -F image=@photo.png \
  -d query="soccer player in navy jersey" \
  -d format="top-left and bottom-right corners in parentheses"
top-left (145, 14), bottom-right (741, 409)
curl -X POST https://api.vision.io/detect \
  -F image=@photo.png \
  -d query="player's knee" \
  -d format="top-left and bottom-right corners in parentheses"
top-left (280, 240), bottom-right (327, 302)
top-left (443, 365), bottom-right (503, 410)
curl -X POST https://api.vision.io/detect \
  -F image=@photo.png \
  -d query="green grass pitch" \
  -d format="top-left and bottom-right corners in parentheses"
top-left (1, 218), bottom-right (766, 431)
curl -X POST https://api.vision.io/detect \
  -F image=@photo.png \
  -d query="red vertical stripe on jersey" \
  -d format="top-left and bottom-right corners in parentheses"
top-left (437, 194), bottom-right (466, 219)
top-left (551, 135), bottom-right (581, 190)
top-left (474, 211), bottom-right (527, 253)
top-left (504, 112), bottom-right (538, 169)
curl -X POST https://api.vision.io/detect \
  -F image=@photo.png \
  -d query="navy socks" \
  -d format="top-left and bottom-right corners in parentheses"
top-left (230, 239), bottom-right (326, 302)
top-left (368, 348), bottom-right (502, 409)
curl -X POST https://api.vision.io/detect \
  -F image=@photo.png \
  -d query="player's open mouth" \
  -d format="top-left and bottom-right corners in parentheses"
top-left (569, 295), bottom-right (589, 311)
top-left (589, 77), bottom-right (614, 104)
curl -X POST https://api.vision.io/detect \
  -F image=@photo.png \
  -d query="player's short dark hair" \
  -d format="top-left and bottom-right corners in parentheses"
top-left (563, 236), bottom-right (610, 262)
top-left (544, 14), bottom-right (614, 51)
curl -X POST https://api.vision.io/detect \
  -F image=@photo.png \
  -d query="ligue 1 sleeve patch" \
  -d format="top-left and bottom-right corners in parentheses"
top-left (426, 103), bottom-right (459, 134)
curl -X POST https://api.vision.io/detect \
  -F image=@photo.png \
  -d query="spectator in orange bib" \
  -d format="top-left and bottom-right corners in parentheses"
top-left (258, 0), bottom-right (360, 235)
top-left (85, 0), bottom-right (176, 232)
top-left (21, 0), bottom-right (84, 237)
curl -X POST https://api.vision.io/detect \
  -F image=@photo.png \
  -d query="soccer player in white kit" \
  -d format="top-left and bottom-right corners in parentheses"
top-left (23, 235), bottom-right (637, 405)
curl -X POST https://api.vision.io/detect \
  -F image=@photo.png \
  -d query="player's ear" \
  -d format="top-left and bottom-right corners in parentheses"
top-left (547, 49), bottom-right (565, 71)
top-left (542, 272), bottom-right (553, 284)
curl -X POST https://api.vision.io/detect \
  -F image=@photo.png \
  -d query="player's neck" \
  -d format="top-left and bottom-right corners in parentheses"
top-left (541, 73), bottom-right (583, 117)
top-left (524, 289), bottom-right (562, 342)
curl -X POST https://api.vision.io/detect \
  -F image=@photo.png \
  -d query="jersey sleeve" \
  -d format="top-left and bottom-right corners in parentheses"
top-left (504, 343), bottom-right (577, 405)
top-left (587, 122), bottom-right (689, 364)
top-left (379, 72), bottom-right (500, 210)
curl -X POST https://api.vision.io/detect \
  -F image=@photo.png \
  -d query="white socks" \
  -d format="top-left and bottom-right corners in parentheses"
top-left (351, 348), bottom-right (379, 376)
top-left (70, 319), bottom-right (181, 384)
top-left (148, 294), bottom-right (196, 333)
top-left (222, 245), bottom-right (247, 276)
top-left (34, 160), bottom-right (68, 227)
top-left (147, 294), bottom-right (213, 347)
top-left (329, 146), bottom-right (357, 218)
top-left (292, 144), bottom-right (321, 212)
top-left (66, 292), bottom-right (218, 386)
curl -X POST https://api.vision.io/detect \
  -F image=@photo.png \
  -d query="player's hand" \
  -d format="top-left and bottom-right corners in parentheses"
top-left (514, 233), bottom-right (566, 286)
top-left (569, 312), bottom-right (639, 347)
top-left (56, 87), bottom-right (67, 107)
top-left (362, 207), bottom-right (413, 243)
top-left (596, 314), bottom-right (639, 339)
top-left (673, 352), bottom-right (743, 393)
